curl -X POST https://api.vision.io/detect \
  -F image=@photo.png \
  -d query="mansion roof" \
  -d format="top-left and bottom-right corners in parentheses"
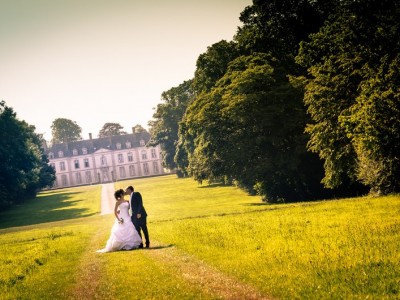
top-left (46, 132), bottom-right (151, 158)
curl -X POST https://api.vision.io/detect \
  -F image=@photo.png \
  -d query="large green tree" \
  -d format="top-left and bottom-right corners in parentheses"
top-left (235, 0), bottom-right (334, 66)
top-left (180, 54), bottom-right (326, 201)
top-left (148, 80), bottom-right (194, 175)
top-left (297, 0), bottom-right (400, 194)
top-left (0, 101), bottom-right (55, 209)
top-left (51, 118), bottom-right (82, 144)
top-left (193, 40), bottom-right (239, 94)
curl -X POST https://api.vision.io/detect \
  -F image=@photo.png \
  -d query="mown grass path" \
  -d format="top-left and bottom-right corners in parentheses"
top-left (144, 241), bottom-right (271, 300)
top-left (92, 183), bottom-right (271, 299)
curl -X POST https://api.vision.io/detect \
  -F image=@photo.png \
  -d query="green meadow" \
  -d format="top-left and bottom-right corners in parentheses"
top-left (0, 175), bottom-right (399, 299)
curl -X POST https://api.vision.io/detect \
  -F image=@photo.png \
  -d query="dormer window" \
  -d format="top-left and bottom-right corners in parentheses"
top-left (48, 152), bottom-right (54, 159)
top-left (126, 142), bottom-right (131, 149)
top-left (140, 139), bottom-right (145, 146)
top-left (73, 149), bottom-right (78, 156)
top-left (82, 148), bottom-right (88, 155)
top-left (116, 143), bottom-right (122, 150)
top-left (58, 151), bottom-right (64, 158)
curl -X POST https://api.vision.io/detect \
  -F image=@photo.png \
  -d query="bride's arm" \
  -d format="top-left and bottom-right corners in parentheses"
top-left (114, 201), bottom-right (121, 221)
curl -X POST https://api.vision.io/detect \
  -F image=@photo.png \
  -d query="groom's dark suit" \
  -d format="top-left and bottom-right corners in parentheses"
top-left (130, 191), bottom-right (150, 247)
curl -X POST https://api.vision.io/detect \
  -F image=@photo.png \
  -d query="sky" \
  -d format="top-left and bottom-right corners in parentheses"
top-left (0, 0), bottom-right (252, 141)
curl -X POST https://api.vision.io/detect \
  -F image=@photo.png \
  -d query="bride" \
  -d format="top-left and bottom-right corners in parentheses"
top-left (97, 189), bottom-right (142, 253)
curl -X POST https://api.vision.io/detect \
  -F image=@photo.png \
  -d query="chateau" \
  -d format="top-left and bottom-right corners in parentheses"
top-left (45, 131), bottom-right (166, 188)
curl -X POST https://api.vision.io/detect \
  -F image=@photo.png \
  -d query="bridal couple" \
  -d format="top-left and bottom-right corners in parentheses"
top-left (97, 186), bottom-right (150, 253)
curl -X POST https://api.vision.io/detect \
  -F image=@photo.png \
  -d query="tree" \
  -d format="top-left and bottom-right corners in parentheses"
top-left (132, 124), bottom-right (146, 133)
top-left (0, 101), bottom-right (55, 209)
top-left (180, 54), bottom-right (327, 202)
top-left (193, 40), bottom-right (240, 94)
top-left (235, 0), bottom-right (335, 67)
top-left (51, 118), bottom-right (82, 144)
top-left (148, 80), bottom-right (194, 175)
top-left (296, 0), bottom-right (400, 194)
top-left (98, 123), bottom-right (127, 138)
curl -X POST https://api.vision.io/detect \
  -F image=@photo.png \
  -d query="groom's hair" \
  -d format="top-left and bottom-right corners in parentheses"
top-left (126, 186), bottom-right (134, 192)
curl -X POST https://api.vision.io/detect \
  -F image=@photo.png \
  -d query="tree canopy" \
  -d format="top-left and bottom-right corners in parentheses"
top-left (149, 0), bottom-right (400, 201)
top-left (297, 0), bottom-right (400, 194)
top-left (148, 80), bottom-right (194, 175)
top-left (0, 101), bottom-right (55, 209)
top-left (98, 123), bottom-right (127, 138)
top-left (51, 118), bottom-right (82, 144)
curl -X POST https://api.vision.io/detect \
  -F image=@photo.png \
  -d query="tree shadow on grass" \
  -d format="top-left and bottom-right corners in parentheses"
top-left (242, 202), bottom-right (270, 206)
top-left (0, 190), bottom-right (97, 229)
top-left (197, 183), bottom-right (231, 188)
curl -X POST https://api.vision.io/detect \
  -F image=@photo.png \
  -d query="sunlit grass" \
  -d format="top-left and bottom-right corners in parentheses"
top-left (0, 219), bottom-right (101, 299)
top-left (0, 175), bottom-right (399, 299)
top-left (114, 175), bottom-right (268, 222)
top-left (150, 194), bottom-right (400, 299)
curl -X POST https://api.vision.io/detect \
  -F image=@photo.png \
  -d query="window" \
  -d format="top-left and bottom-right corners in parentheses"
top-left (116, 143), bottom-right (122, 150)
top-left (74, 160), bottom-right (80, 169)
top-left (126, 142), bottom-right (131, 148)
top-left (129, 165), bottom-right (135, 176)
top-left (153, 161), bottom-right (159, 173)
top-left (84, 158), bottom-right (90, 168)
top-left (82, 148), bottom-right (88, 155)
top-left (119, 167), bottom-right (126, 178)
top-left (101, 156), bottom-right (107, 166)
top-left (118, 154), bottom-right (124, 163)
top-left (50, 163), bottom-right (56, 170)
top-left (140, 139), bottom-right (145, 146)
top-left (143, 163), bottom-right (149, 175)
top-left (76, 173), bottom-right (82, 184)
top-left (60, 162), bottom-right (66, 171)
top-left (141, 150), bottom-right (147, 160)
top-left (48, 152), bottom-right (54, 159)
top-left (151, 148), bottom-right (157, 158)
top-left (73, 149), bottom-right (78, 156)
top-left (127, 152), bottom-right (133, 162)
top-left (61, 175), bottom-right (68, 186)
top-left (85, 171), bottom-right (92, 183)
top-left (58, 151), bottom-right (64, 158)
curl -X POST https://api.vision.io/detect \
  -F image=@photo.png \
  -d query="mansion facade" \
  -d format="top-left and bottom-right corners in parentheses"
top-left (45, 131), bottom-right (167, 189)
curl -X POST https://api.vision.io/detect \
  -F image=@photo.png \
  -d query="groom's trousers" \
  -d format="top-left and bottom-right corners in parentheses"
top-left (132, 217), bottom-right (150, 246)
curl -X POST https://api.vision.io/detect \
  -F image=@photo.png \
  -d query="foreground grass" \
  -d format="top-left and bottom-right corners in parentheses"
top-left (1, 175), bottom-right (399, 299)
top-left (0, 185), bottom-right (102, 299)
top-left (150, 194), bottom-right (400, 299)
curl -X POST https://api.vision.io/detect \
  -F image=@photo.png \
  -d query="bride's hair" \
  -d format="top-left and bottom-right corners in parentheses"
top-left (114, 189), bottom-right (125, 200)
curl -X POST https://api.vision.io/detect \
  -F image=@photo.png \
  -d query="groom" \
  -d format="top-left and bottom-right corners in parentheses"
top-left (125, 185), bottom-right (150, 248)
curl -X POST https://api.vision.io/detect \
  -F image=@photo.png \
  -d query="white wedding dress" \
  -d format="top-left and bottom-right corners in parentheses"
top-left (97, 201), bottom-right (142, 253)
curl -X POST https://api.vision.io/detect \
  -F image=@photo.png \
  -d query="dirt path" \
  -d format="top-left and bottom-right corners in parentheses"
top-left (144, 242), bottom-right (272, 300)
top-left (100, 183), bottom-right (115, 215)
top-left (71, 184), bottom-right (271, 299)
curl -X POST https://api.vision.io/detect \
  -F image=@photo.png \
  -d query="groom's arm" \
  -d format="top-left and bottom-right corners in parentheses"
top-left (136, 192), bottom-right (144, 217)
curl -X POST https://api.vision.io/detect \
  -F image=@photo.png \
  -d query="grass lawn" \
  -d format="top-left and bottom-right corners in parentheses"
top-left (0, 175), bottom-right (399, 299)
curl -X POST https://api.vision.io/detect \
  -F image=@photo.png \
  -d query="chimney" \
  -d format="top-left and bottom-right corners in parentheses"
top-left (132, 127), bottom-right (136, 134)
top-left (89, 133), bottom-right (92, 140)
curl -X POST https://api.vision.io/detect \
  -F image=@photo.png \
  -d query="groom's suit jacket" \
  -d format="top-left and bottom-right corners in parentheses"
top-left (130, 192), bottom-right (147, 221)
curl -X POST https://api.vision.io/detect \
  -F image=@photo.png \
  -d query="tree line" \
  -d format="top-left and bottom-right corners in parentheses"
top-left (149, 0), bottom-right (400, 202)
top-left (0, 101), bottom-right (55, 210)
top-left (0, 110), bottom-right (146, 210)
top-left (50, 118), bottom-right (146, 144)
